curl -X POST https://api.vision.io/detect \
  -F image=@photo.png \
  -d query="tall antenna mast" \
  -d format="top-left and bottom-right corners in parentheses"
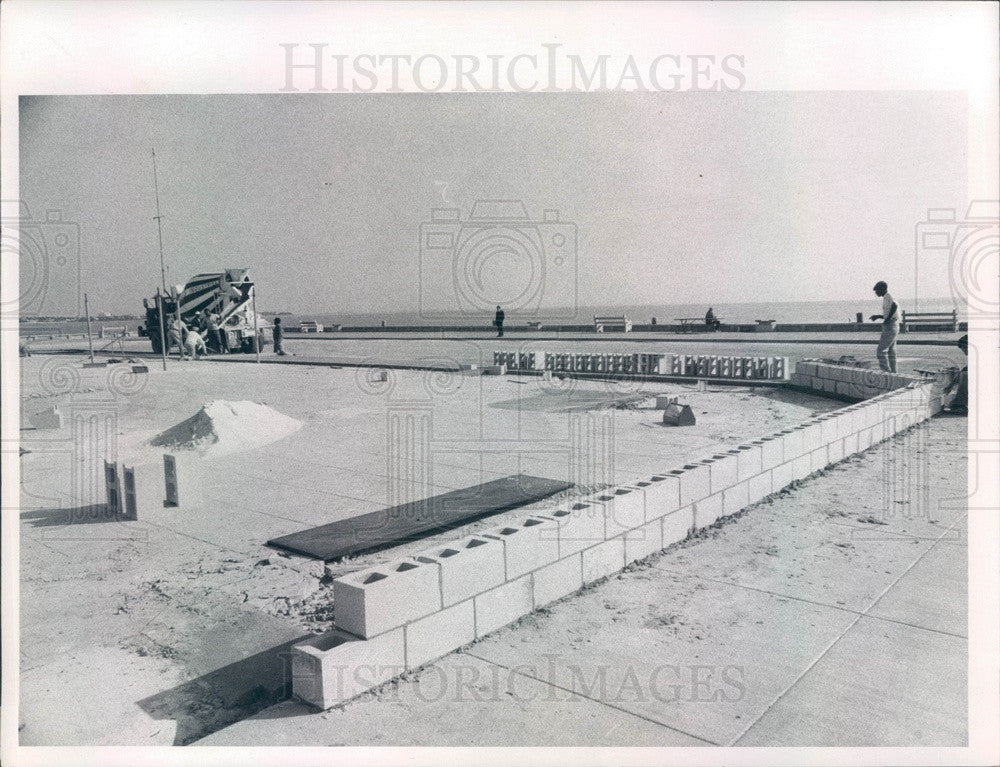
top-left (152, 148), bottom-right (167, 293)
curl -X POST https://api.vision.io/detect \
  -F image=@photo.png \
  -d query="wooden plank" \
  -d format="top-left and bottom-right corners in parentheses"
top-left (266, 474), bottom-right (572, 561)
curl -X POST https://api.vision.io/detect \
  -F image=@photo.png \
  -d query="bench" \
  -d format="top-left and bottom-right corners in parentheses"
top-left (900, 310), bottom-right (957, 333)
top-left (676, 317), bottom-right (717, 333)
top-left (594, 315), bottom-right (632, 332)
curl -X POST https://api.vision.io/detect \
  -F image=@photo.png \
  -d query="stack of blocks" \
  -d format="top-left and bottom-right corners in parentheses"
top-left (510, 351), bottom-right (790, 380)
top-left (788, 360), bottom-right (923, 401)
top-left (291, 380), bottom-right (939, 710)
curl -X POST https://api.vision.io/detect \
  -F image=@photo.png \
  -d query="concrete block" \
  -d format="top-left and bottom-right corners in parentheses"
top-left (29, 406), bottom-right (64, 429)
top-left (581, 536), bottom-right (626, 584)
top-left (662, 403), bottom-right (696, 426)
top-left (333, 558), bottom-right (442, 639)
top-left (483, 364), bottom-right (506, 375)
top-left (722, 480), bottom-right (750, 517)
top-left (405, 600), bottom-right (475, 670)
top-left (532, 554), bottom-right (583, 607)
top-left (788, 372), bottom-right (809, 388)
top-left (797, 360), bottom-right (819, 378)
top-left (771, 461), bottom-right (795, 492)
top-left (592, 486), bottom-right (647, 538)
top-left (547, 501), bottom-right (605, 556)
top-left (292, 628), bottom-right (406, 710)
top-left (483, 516), bottom-right (560, 581)
top-left (778, 428), bottom-right (804, 462)
top-left (827, 438), bottom-right (845, 465)
top-left (474, 575), bottom-right (533, 637)
top-left (625, 519), bottom-right (664, 563)
top-left (754, 436), bottom-right (784, 471)
top-left (747, 471), bottom-right (773, 504)
top-left (729, 444), bottom-right (763, 482)
top-left (654, 395), bottom-right (678, 409)
top-left (841, 432), bottom-right (859, 457)
top-left (702, 453), bottom-right (739, 495)
top-left (792, 454), bottom-right (813, 482)
top-left (634, 474), bottom-right (680, 519)
top-left (810, 446), bottom-right (829, 473)
top-left (417, 535), bottom-right (506, 607)
top-left (818, 416), bottom-right (839, 445)
top-left (694, 491), bottom-right (724, 528)
top-left (662, 506), bottom-right (694, 547)
top-left (668, 462), bottom-right (712, 507)
top-left (799, 421), bottom-right (824, 453)
top-left (834, 380), bottom-right (855, 397)
top-left (836, 409), bottom-right (858, 439)
top-left (162, 453), bottom-right (207, 509)
top-left (856, 426), bottom-right (873, 452)
top-left (826, 365), bottom-right (849, 382)
top-left (860, 400), bottom-right (883, 427)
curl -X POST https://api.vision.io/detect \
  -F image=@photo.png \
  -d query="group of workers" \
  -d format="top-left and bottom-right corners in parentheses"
top-left (166, 311), bottom-right (223, 360)
top-left (164, 312), bottom-right (285, 360)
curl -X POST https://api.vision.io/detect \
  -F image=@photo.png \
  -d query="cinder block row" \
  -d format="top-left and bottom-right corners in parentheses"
top-left (499, 351), bottom-right (790, 380)
top-left (303, 380), bottom-right (939, 710)
top-left (494, 351), bottom-right (536, 371)
top-left (540, 352), bottom-right (669, 375)
top-left (791, 361), bottom-right (922, 400)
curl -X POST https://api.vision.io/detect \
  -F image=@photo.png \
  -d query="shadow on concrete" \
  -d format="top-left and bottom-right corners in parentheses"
top-left (136, 633), bottom-right (314, 745)
top-left (20, 505), bottom-right (133, 527)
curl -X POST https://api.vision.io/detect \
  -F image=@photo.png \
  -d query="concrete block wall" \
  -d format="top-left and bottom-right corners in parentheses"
top-left (788, 360), bottom-right (923, 401)
top-left (494, 350), bottom-right (789, 381)
top-left (292, 381), bottom-right (938, 710)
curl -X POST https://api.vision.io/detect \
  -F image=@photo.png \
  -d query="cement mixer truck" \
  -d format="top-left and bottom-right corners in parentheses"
top-left (138, 268), bottom-right (270, 354)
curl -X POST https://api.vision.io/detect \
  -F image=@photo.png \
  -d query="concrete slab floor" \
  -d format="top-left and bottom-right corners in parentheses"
top-left (195, 417), bottom-right (967, 747)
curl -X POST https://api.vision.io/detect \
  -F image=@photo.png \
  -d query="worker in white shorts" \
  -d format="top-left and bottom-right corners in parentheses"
top-left (184, 328), bottom-right (208, 359)
top-left (870, 280), bottom-right (899, 373)
top-left (167, 316), bottom-right (189, 359)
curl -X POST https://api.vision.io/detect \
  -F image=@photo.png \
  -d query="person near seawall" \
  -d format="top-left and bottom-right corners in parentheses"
top-left (870, 281), bottom-right (899, 373)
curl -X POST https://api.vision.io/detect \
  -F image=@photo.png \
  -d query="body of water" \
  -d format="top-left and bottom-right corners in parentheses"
top-left (286, 297), bottom-right (964, 328)
top-left (20, 297), bottom-right (964, 335)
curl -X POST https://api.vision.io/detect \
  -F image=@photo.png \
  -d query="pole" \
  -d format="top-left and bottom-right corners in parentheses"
top-left (152, 148), bottom-right (167, 293)
top-left (174, 289), bottom-right (184, 360)
top-left (155, 289), bottom-right (168, 371)
top-left (251, 285), bottom-right (261, 363)
top-left (84, 293), bottom-right (95, 363)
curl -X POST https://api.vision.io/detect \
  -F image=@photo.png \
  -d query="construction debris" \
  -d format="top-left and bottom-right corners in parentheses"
top-left (662, 403), bottom-right (696, 426)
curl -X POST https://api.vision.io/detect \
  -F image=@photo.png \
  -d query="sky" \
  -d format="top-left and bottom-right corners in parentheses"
top-left (19, 92), bottom-right (966, 317)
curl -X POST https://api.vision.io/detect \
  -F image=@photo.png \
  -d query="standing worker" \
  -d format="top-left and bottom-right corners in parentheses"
top-left (206, 312), bottom-right (226, 353)
top-left (494, 305), bottom-right (505, 338)
top-left (272, 317), bottom-right (286, 356)
top-left (870, 280), bottom-right (899, 373)
top-left (167, 316), bottom-right (189, 360)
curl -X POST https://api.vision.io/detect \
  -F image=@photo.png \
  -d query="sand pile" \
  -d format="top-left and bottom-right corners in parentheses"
top-left (149, 400), bottom-right (302, 457)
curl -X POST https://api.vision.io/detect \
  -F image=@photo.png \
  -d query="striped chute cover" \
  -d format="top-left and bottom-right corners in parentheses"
top-left (178, 273), bottom-right (226, 320)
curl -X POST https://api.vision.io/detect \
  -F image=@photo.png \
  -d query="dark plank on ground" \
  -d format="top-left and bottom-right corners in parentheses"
top-left (266, 474), bottom-right (572, 561)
